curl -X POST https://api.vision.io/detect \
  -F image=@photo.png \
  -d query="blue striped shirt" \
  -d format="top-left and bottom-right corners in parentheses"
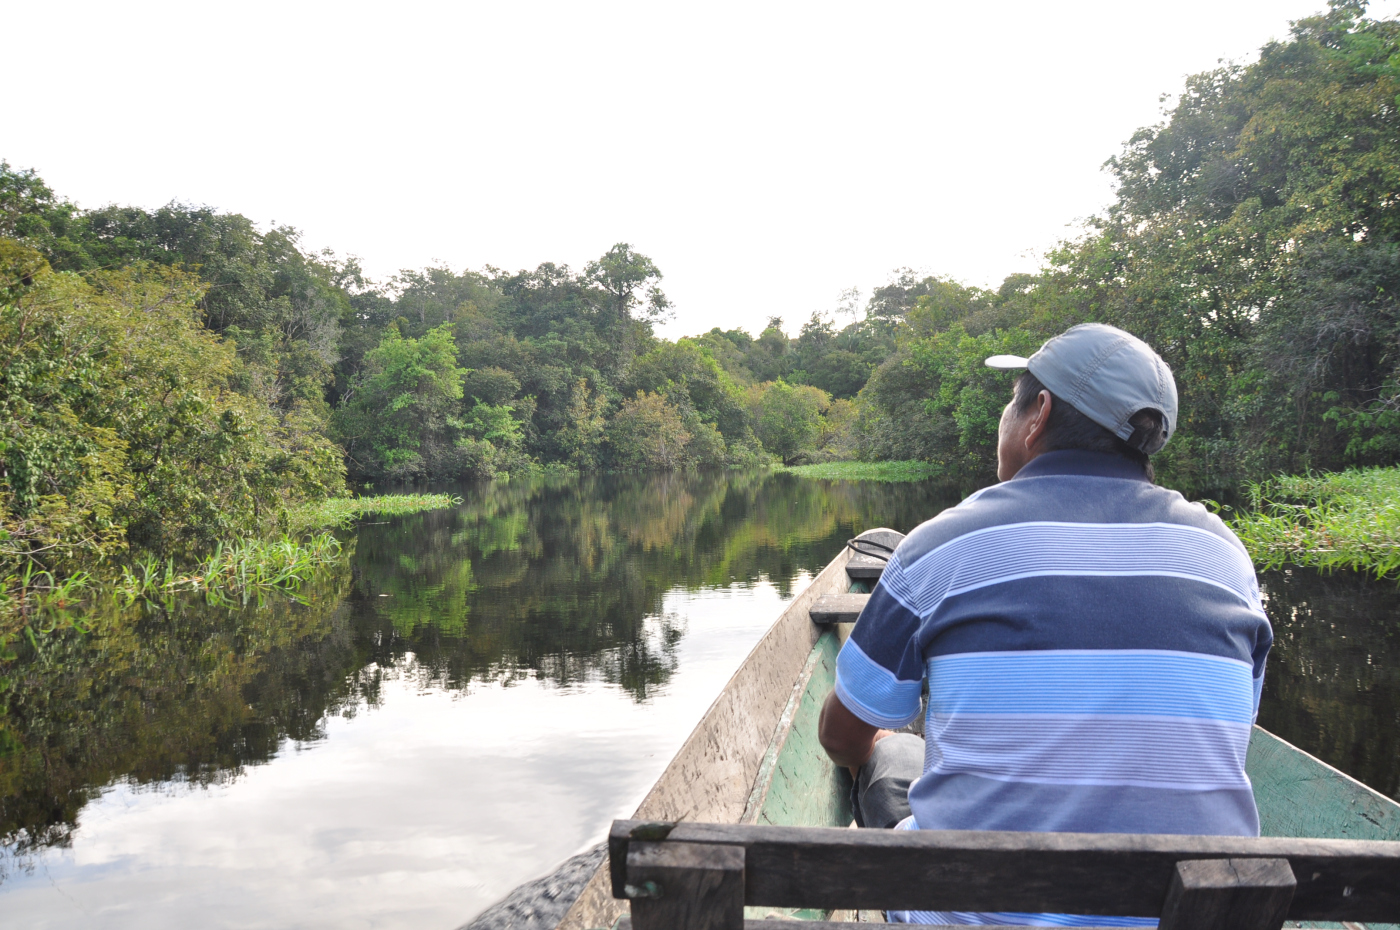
top-left (833, 451), bottom-right (1272, 926)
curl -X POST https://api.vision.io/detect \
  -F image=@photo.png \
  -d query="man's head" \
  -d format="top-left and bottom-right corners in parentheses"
top-left (986, 323), bottom-right (1177, 481)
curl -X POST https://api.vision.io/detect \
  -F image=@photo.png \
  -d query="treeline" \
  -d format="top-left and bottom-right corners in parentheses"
top-left (5, 0), bottom-right (1400, 594)
top-left (0, 184), bottom-right (890, 489)
top-left (856, 0), bottom-right (1400, 495)
top-left (0, 175), bottom-right (890, 596)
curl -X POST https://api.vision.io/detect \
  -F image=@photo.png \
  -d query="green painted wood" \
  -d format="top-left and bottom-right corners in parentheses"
top-left (744, 631), bottom-right (853, 922)
top-left (1249, 726), bottom-right (1400, 843)
top-left (1248, 727), bottom-right (1400, 930)
top-left (755, 630), bottom-right (853, 830)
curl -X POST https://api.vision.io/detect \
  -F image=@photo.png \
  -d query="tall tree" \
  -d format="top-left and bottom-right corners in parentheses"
top-left (751, 381), bottom-right (828, 466)
top-left (332, 323), bottom-right (468, 480)
top-left (585, 242), bottom-right (672, 323)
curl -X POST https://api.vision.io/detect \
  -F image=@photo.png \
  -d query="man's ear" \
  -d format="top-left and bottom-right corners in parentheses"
top-left (1024, 390), bottom-right (1052, 452)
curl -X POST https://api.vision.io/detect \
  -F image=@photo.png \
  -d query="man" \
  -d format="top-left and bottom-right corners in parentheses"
top-left (818, 323), bottom-right (1272, 926)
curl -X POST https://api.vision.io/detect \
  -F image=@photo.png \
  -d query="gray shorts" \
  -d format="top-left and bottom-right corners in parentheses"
top-left (850, 732), bottom-right (924, 829)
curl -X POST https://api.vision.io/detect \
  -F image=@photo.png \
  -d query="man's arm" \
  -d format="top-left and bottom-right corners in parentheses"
top-left (819, 690), bottom-right (893, 773)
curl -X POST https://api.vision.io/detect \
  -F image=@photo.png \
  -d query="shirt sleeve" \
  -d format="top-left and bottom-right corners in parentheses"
top-left (1251, 617), bottom-right (1273, 723)
top-left (834, 556), bottom-right (927, 729)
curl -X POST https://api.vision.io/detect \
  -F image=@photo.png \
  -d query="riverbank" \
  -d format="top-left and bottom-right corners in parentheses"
top-left (779, 459), bottom-right (1400, 581)
top-left (1, 493), bottom-right (464, 644)
top-left (1226, 467), bottom-right (1400, 578)
top-left (774, 460), bottom-right (943, 482)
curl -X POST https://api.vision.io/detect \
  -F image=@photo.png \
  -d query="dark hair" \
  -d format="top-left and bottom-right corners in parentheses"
top-left (1012, 372), bottom-right (1166, 482)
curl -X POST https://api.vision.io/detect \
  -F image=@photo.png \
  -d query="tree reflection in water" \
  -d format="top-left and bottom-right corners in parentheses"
top-left (1258, 568), bottom-right (1400, 801)
top-left (0, 470), bottom-right (951, 859)
top-left (4, 473), bottom-right (1397, 874)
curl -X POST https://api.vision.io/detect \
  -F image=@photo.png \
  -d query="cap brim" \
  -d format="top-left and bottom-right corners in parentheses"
top-left (985, 354), bottom-right (1030, 370)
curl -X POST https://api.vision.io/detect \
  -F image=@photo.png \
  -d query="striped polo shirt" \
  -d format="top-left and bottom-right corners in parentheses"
top-left (834, 450), bottom-right (1272, 926)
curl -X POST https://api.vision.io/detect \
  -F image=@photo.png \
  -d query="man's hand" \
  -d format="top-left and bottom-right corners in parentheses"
top-left (818, 690), bottom-right (894, 777)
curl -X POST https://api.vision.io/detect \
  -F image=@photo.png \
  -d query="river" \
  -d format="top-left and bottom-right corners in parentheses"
top-left (0, 470), bottom-right (1396, 928)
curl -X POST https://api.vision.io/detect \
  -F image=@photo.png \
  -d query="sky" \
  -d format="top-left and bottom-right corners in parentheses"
top-left (6, 1), bottom-right (1400, 338)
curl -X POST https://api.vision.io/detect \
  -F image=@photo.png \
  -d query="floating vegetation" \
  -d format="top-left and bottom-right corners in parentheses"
top-left (287, 493), bottom-right (463, 531)
top-left (1224, 467), bottom-right (1400, 578)
top-left (774, 460), bottom-right (944, 483)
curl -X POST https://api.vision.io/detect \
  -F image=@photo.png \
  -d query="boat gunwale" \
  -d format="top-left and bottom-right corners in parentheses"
top-left (557, 536), bottom-right (874, 930)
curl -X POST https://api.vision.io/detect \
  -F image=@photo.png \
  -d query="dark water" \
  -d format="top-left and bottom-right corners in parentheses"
top-left (1257, 568), bottom-right (1400, 800)
top-left (0, 471), bottom-right (1396, 929)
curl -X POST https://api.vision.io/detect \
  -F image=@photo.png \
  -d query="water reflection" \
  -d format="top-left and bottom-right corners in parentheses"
top-left (3, 470), bottom-right (1398, 929)
top-left (0, 470), bottom-right (951, 887)
top-left (346, 471), bottom-right (945, 698)
top-left (1258, 568), bottom-right (1400, 800)
top-left (0, 565), bottom-right (359, 860)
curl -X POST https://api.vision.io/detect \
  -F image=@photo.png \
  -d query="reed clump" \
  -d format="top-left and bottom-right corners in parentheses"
top-left (1225, 467), bottom-right (1400, 577)
top-left (1, 533), bottom-right (346, 633)
top-left (774, 460), bottom-right (944, 483)
top-left (3, 492), bottom-right (463, 637)
top-left (114, 533), bottom-right (345, 604)
top-left (287, 493), bottom-right (462, 532)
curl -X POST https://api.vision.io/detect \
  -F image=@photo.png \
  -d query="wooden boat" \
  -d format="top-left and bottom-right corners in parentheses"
top-left (555, 529), bottom-right (1400, 929)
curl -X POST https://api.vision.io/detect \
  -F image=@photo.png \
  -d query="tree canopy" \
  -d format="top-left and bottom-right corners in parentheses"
top-left (6, 0), bottom-right (1400, 600)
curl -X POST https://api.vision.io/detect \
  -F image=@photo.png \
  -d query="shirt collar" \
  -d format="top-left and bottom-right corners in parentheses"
top-left (1011, 449), bottom-right (1150, 482)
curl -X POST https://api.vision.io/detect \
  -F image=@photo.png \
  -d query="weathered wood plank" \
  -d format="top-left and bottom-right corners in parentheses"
top-left (1249, 726), bottom-right (1400, 842)
top-left (742, 631), bottom-right (853, 922)
top-left (750, 633), bottom-right (851, 830)
top-left (845, 553), bottom-right (888, 580)
top-left (739, 631), bottom-right (851, 829)
top-left (843, 529), bottom-right (903, 580)
top-left (611, 821), bottom-right (1400, 922)
top-left (1156, 858), bottom-right (1294, 930)
top-left (626, 842), bottom-right (744, 930)
top-left (810, 593), bottom-right (870, 624)
top-left (556, 537), bottom-right (867, 930)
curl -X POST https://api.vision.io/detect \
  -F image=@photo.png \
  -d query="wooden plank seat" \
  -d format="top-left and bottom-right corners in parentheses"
top-left (844, 529), bottom-right (903, 582)
top-left (844, 553), bottom-right (888, 581)
top-left (809, 593), bottom-right (870, 625)
top-left (608, 820), bottom-right (1400, 930)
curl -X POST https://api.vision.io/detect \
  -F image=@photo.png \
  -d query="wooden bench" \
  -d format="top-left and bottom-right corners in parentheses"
top-left (809, 593), bottom-right (870, 625)
top-left (810, 528), bottom-right (901, 624)
top-left (608, 820), bottom-right (1400, 930)
top-left (843, 529), bottom-right (902, 582)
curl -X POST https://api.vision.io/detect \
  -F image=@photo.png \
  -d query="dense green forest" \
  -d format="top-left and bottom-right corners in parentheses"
top-left (5, 0), bottom-right (1400, 619)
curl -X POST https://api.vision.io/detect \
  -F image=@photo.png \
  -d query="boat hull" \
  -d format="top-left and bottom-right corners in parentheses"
top-left (557, 544), bottom-right (859, 930)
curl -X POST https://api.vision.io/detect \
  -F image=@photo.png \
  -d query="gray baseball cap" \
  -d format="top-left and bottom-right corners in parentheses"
top-left (985, 323), bottom-right (1177, 451)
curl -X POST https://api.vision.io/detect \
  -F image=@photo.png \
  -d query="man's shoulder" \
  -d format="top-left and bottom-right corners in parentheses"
top-left (893, 473), bottom-right (1241, 570)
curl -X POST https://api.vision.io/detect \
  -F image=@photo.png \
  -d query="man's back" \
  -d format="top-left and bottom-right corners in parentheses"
top-left (835, 449), bottom-right (1272, 840)
top-left (820, 324), bottom-right (1267, 925)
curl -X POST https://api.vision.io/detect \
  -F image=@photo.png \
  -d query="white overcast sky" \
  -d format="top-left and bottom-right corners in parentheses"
top-left (6, 1), bottom-right (1399, 338)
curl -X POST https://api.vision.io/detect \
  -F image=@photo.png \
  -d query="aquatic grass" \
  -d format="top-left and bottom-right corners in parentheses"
top-left (0, 562), bottom-right (96, 624)
top-left (2, 490), bottom-right (452, 635)
top-left (115, 533), bottom-right (345, 603)
top-left (2, 533), bottom-right (347, 644)
top-left (1224, 467), bottom-right (1400, 577)
top-left (287, 493), bottom-right (462, 532)
top-left (774, 460), bottom-right (944, 483)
